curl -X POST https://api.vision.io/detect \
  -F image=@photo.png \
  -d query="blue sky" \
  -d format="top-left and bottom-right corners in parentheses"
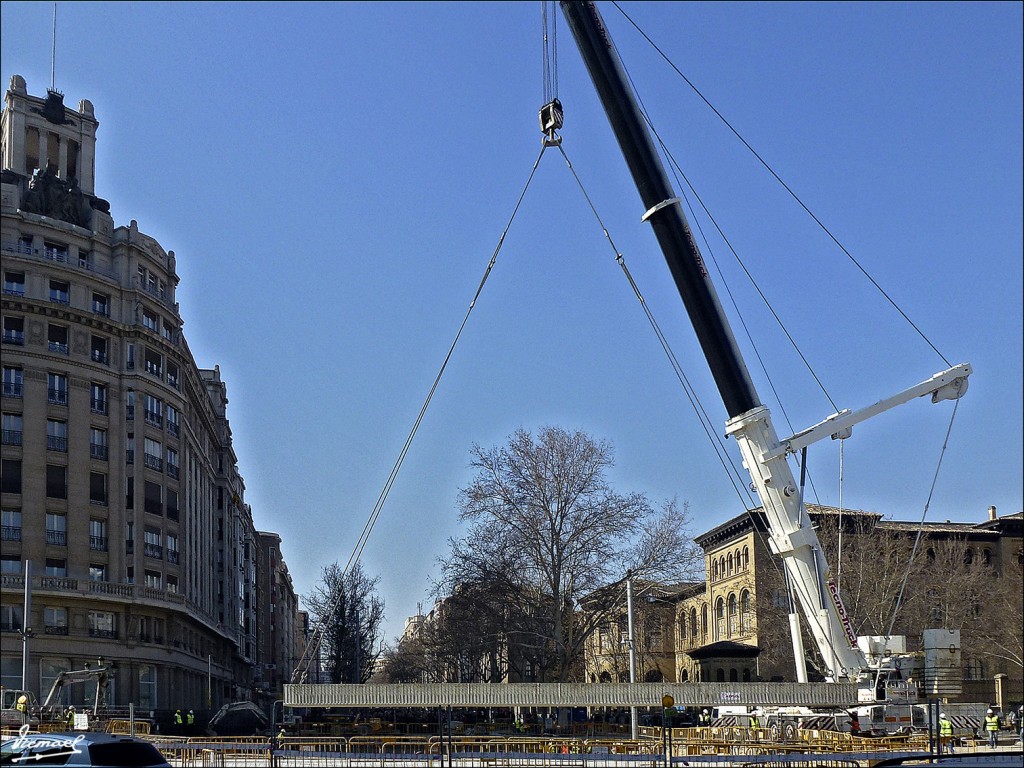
top-left (3, 1), bottom-right (1021, 645)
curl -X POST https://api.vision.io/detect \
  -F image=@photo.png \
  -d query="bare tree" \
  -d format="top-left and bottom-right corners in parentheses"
top-left (436, 426), bottom-right (702, 682)
top-left (304, 561), bottom-right (385, 684)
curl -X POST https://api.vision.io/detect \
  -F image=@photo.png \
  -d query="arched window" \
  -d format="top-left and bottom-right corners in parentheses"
top-left (715, 668), bottom-right (725, 682)
top-left (701, 604), bottom-right (708, 637)
top-left (680, 669), bottom-right (689, 682)
top-left (727, 593), bottom-right (738, 636)
top-left (964, 548), bottom-right (974, 565)
top-left (690, 607), bottom-right (698, 640)
top-left (743, 546), bottom-right (750, 569)
top-left (740, 589), bottom-right (752, 631)
top-left (982, 548), bottom-right (992, 565)
top-left (742, 668), bottom-right (751, 682)
top-left (719, 556), bottom-right (726, 578)
top-left (727, 552), bottom-right (734, 574)
top-left (729, 668), bottom-right (738, 682)
top-left (712, 559), bottom-right (719, 580)
top-left (715, 597), bottom-right (725, 640)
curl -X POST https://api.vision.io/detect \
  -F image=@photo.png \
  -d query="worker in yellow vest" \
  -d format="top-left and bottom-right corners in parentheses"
top-left (984, 709), bottom-right (1000, 748)
top-left (939, 712), bottom-right (954, 754)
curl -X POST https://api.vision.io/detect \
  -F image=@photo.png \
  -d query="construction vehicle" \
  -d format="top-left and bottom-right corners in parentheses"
top-left (1, 687), bottom-right (39, 729)
top-left (38, 660), bottom-right (113, 721)
top-left (560, 0), bottom-right (976, 738)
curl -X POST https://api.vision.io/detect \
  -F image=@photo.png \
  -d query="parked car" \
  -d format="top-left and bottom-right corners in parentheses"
top-left (0, 732), bottom-right (171, 767)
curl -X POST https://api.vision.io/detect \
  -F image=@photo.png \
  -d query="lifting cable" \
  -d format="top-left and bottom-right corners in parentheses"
top-left (293, 143), bottom-right (553, 683)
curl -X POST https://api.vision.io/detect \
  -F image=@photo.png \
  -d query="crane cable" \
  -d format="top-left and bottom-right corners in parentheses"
top-left (292, 143), bottom-right (552, 683)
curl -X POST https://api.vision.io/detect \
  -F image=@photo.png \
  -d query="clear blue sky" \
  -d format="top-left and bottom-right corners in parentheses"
top-left (3, 1), bottom-right (1021, 645)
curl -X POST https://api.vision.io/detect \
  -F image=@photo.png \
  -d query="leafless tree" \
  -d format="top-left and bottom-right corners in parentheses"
top-left (435, 426), bottom-right (703, 682)
top-left (304, 561), bottom-right (385, 684)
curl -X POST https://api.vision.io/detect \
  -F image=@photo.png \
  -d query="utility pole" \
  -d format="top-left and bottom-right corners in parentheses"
top-left (21, 559), bottom-right (32, 691)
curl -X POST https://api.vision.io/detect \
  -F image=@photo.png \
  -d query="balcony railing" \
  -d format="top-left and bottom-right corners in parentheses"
top-left (167, 550), bottom-right (180, 565)
top-left (144, 410), bottom-right (163, 427)
top-left (90, 443), bottom-right (108, 460)
top-left (48, 341), bottom-right (69, 354)
top-left (88, 628), bottom-right (118, 639)
top-left (91, 350), bottom-right (109, 365)
top-left (90, 398), bottom-right (107, 414)
top-left (46, 530), bottom-right (67, 546)
top-left (48, 388), bottom-right (68, 405)
top-left (125, 539), bottom-right (134, 554)
top-left (44, 625), bottom-right (69, 635)
top-left (1, 429), bottom-right (22, 445)
top-left (89, 535), bottom-right (108, 551)
top-left (167, 421), bottom-right (180, 437)
top-left (2, 382), bottom-right (23, 398)
top-left (143, 453), bottom-right (163, 471)
top-left (3, 286), bottom-right (25, 296)
top-left (126, 449), bottom-right (134, 464)
top-left (46, 435), bottom-right (67, 452)
top-left (2, 332), bottom-right (24, 345)
top-left (144, 544), bottom-right (163, 559)
top-left (167, 465), bottom-right (179, 480)
top-left (145, 362), bottom-right (162, 378)
top-left (1, 526), bottom-right (21, 541)
top-left (92, 302), bottom-right (109, 316)
top-left (126, 405), bottom-right (135, 420)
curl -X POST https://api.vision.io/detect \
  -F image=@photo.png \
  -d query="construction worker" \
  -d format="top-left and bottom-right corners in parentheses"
top-left (749, 710), bottom-right (761, 730)
top-left (173, 708), bottom-right (183, 734)
top-left (984, 708), bottom-right (1000, 748)
top-left (939, 712), bottom-right (954, 754)
top-left (65, 705), bottom-right (76, 729)
top-left (187, 709), bottom-right (195, 732)
top-left (15, 695), bottom-right (27, 714)
top-left (698, 708), bottom-right (711, 727)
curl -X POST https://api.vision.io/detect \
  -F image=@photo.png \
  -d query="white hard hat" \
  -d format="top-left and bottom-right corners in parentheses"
top-left (941, 712), bottom-right (947, 717)
top-left (987, 708), bottom-right (993, 713)
top-left (702, 709), bottom-right (708, 714)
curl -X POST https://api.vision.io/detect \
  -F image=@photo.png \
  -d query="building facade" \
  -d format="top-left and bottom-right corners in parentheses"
top-left (1, 76), bottom-right (259, 714)
top-left (255, 531), bottom-right (297, 702)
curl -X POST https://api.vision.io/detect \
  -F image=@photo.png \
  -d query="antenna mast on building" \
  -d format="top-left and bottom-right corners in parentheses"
top-left (51, 3), bottom-right (58, 90)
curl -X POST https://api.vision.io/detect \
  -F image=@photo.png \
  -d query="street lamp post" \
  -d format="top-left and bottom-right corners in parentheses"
top-left (626, 571), bottom-right (638, 740)
top-left (21, 559), bottom-right (33, 692)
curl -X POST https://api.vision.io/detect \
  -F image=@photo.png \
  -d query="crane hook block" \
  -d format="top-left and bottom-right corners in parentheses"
top-left (540, 99), bottom-right (564, 146)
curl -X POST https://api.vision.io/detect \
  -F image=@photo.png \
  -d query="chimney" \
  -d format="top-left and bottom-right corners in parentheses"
top-left (988, 505), bottom-right (997, 521)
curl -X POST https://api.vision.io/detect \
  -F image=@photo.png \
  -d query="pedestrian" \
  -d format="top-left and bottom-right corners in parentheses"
top-left (984, 708), bottom-right (1000, 748)
top-left (939, 712), bottom-right (954, 754)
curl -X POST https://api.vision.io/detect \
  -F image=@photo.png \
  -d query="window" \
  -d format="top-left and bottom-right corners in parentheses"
top-left (126, 477), bottom-right (134, 510)
top-left (2, 413), bottom-right (23, 446)
top-left (44, 241), bottom-right (68, 263)
top-left (2, 508), bottom-right (22, 542)
top-left (2, 316), bottom-right (24, 345)
top-left (161, 321), bottom-right (175, 341)
top-left (740, 589), bottom-right (752, 631)
top-left (166, 533), bottom-right (179, 565)
top-left (166, 448), bottom-right (179, 479)
top-left (126, 389), bottom-right (135, 419)
top-left (0, 459), bottom-right (21, 494)
top-left (142, 308), bottom-right (158, 332)
top-left (90, 382), bottom-right (107, 414)
top-left (166, 404), bottom-right (179, 436)
top-left (727, 593), bottom-right (738, 637)
top-left (715, 598), bottom-right (725, 640)
top-left (49, 279), bottom-right (69, 304)
top-left (89, 471), bottom-right (108, 505)
top-left (44, 607), bottom-right (68, 635)
top-left (126, 521), bottom-right (134, 554)
top-left (2, 366), bottom-right (23, 398)
top-left (88, 611), bottom-right (115, 638)
top-left (166, 489), bottom-right (179, 521)
top-left (44, 558), bottom-right (67, 577)
top-left (90, 427), bottom-right (107, 460)
top-left (1, 555), bottom-right (21, 574)
top-left (46, 419), bottom-right (67, 452)
top-left (90, 519), bottom-right (107, 551)
top-left (91, 292), bottom-right (109, 316)
top-left (144, 570), bottom-right (161, 589)
top-left (144, 529), bottom-right (162, 559)
top-left (144, 394), bottom-right (163, 426)
top-left (138, 665), bottom-right (156, 709)
top-left (2, 271), bottom-right (25, 296)
top-left (47, 372), bottom-right (68, 404)
top-left (89, 564), bottom-right (107, 582)
top-left (45, 513), bottom-right (66, 545)
top-left (125, 342), bottom-right (135, 370)
top-left (126, 433), bottom-right (134, 464)
top-left (90, 334), bottom-right (108, 364)
top-left (126, 566), bottom-right (134, 584)
top-left (144, 437), bottom-right (163, 471)
top-left (144, 348), bottom-right (162, 378)
top-left (742, 546), bottom-right (750, 569)
top-left (1, 603), bottom-right (22, 632)
top-left (166, 361), bottom-right (179, 389)
top-left (689, 607), bottom-right (698, 640)
top-left (144, 481), bottom-right (161, 515)
top-left (167, 574), bottom-right (179, 593)
top-left (45, 464), bottom-right (67, 499)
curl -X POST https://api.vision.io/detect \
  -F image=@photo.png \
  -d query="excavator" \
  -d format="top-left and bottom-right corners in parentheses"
top-left (1, 659), bottom-right (113, 729)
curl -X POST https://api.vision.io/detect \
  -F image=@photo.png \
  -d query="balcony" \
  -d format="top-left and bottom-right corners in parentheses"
top-left (167, 550), bottom-right (180, 565)
top-left (90, 443), bottom-right (108, 460)
top-left (144, 544), bottom-right (163, 559)
top-left (91, 350), bottom-right (109, 365)
top-left (46, 530), bottom-right (66, 546)
top-left (88, 628), bottom-right (117, 639)
top-left (167, 465), bottom-right (179, 480)
top-left (44, 625), bottom-right (69, 635)
top-left (92, 302), bottom-right (109, 316)
top-left (1, 526), bottom-right (21, 541)
top-left (2, 332), bottom-right (24, 346)
top-left (143, 453), bottom-right (163, 471)
top-left (47, 389), bottom-right (68, 405)
top-left (167, 421), bottom-right (180, 438)
top-left (89, 535), bottom-right (108, 551)
top-left (167, 507), bottom-right (179, 522)
top-left (1, 429), bottom-right (22, 445)
top-left (48, 341), bottom-right (69, 355)
top-left (144, 410), bottom-right (163, 428)
top-left (46, 435), bottom-right (67, 452)
top-left (125, 539), bottom-right (134, 554)
top-left (126, 449), bottom-right (134, 464)
top-left (90, 398), bottom-right (107, 414)
top-left (2, 382), bottom-right (23, 398)
top-left (126, 405), bottom-right (135, 420)
top-left (145, 362), bottom-right (163, 379)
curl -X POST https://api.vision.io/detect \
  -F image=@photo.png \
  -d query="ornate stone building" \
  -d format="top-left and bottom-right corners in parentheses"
top-left (1, 76), bottom-right (260, 714)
